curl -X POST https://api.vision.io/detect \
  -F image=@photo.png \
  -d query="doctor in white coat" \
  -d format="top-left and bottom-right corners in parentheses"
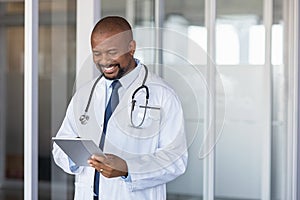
top-left (52, 16), bottom-right (188, 200)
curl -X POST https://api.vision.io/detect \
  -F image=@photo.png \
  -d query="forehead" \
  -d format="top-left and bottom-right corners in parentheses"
top-left (91, 31), bottom-right (129, 50)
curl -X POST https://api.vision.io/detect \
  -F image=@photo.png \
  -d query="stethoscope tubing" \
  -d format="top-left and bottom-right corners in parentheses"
top-left (79, 65), bottom-right (149, 128)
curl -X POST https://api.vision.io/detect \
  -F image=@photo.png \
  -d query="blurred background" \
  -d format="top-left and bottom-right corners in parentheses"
top-left (0, 0), bottom-right (298, 200)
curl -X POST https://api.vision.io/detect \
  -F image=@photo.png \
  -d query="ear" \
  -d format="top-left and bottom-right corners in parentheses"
top-left (128, 40), bottom-right (136, 56)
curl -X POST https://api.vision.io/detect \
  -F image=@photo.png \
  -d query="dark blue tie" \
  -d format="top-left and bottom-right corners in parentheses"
top-left (94, 80), bottom-right (121, 198)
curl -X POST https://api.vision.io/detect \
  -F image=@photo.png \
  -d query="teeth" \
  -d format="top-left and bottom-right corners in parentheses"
top-left (103, 65), bottom-right (115, 72)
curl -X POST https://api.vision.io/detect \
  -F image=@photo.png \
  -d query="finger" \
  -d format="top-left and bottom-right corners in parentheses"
top-left (87, 159), bottom-right (97, 168)
top-left (92, 154), bottom-right (106, 162)
top-left (100, 168), bottom-right (113, 178)
top-left (87, 158), bottom-right (98, 165)
top-left (88, 159), bottom-right (105, 170)
top-left (104, 153), bottom-right (114, 158)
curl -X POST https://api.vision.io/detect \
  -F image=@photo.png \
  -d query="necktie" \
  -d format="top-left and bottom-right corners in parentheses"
top-left (94, 80), bottom-right (121, 198)
top-left (99, 80), bottom-right (121, 149)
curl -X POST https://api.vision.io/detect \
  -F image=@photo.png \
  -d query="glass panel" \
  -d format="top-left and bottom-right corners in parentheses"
top-left (271, 0), bottom-right (283, 65)
top-left (102, 0), bottom-right (126, 18)
top-left (164, 0), bottom-right (206, 65)
top-left (0, 2), bottom-right (76, 199)
top-left (131, 0), bottom-right (155, 65)
top-left (216, 0), bottom-right (264, 65)
top-left (164, 1), bottom-right (206, 200)
top-left (215, 1), bottom-right (267, 199)
top-left (216, 66), bottom-right (266, 199)
top-left (0, 2), bottom-right (24, 199)
top-left (39, 1), bottom-right (76, 200)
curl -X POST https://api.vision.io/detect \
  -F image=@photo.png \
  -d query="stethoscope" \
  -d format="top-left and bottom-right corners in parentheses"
top-left (79, 65), bottom-right (149, 128)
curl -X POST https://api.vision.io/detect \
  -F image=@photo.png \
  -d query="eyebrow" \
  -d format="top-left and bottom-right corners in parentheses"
top-left (92, 47), bottom-right (119, 52)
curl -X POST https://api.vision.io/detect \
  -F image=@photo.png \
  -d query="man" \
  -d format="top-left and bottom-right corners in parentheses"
top-left (52, 16), bottom-right (188, 200)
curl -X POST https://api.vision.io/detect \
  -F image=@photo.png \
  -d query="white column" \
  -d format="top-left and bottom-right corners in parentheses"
top-left (297, 0), bottom-right (300, 196)
top-left (24, 0), bottom-right (39, 200)
top-left (297, 0), bottom-right (300, 198)
top-left (203, 0), bottom-right (216, 199)
top-left (154, 0), bottom-right (164, 76)
top-left (261, 0), bottom-right (272, 200)
top-left (284, 0), bottom-right (299, 199)
top-left (76, 0), bottom-right (101, 88)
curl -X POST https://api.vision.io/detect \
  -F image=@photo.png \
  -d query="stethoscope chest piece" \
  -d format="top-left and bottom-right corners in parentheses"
top-left (79, 114), bottom-right (89, 125)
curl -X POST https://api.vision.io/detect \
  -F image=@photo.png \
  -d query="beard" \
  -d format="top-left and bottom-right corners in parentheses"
top-left (99, 63), bottom-right (126, 80)
top-left (97, 59), bottom-right (133, 80)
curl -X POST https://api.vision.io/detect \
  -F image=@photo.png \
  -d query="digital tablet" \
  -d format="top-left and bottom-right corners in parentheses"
top-left (52, 137), bottom-right (105, 166)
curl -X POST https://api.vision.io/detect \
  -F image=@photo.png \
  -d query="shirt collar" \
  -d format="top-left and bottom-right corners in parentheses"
top-left (119, 58), bottom-right (142, 89)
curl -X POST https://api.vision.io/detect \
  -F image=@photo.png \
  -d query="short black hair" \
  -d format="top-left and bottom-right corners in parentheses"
top-left (92, 16), bottom-right (133, 40)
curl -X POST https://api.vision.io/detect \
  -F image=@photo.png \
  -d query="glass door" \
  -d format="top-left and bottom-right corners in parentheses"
top-left (0, 1), bottom-right (76, 200)
top-left (0, 2), bottom-right (24, 199)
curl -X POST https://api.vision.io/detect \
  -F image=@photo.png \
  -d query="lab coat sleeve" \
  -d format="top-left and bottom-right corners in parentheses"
top-left (52, 98), bottom-right (83, 174)
top-left (124, 91), bottom-right (188, 191)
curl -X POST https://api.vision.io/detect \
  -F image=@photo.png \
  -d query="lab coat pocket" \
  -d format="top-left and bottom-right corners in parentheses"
top-left (115, 103), bottom-right (161, 140)
top-left (131, 103), bottom-right (160, 134)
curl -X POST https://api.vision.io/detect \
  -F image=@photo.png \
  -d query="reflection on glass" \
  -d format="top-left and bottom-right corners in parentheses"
top-left (216, 23), bottom-right (240, 65)
top-left (102, 0), bottom-right (126, 19)
top-left (39, 1), bottom-right (76, 200)
top-left (164, 0), bottom-right (206, 66)
top-left (249, 25), bottom-right (265, 65)
top-left (164, 1), bottom-right (205, 199)
top-left (271, 25), bottom-right (283, 65)
top-left (216, 0), bottom-right (264, 65)
top-left (0, 2), bottom-right (24, 200)
top-left (215, 0), bottom-right (267, 199)
top-left (216, 16), bottom-right (265, 65)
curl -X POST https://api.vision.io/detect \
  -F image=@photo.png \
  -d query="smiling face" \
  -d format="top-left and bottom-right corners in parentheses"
top-left (91, 31), bottom-right (136, 80)
top-left (91, 26), bottom-right (136, 80)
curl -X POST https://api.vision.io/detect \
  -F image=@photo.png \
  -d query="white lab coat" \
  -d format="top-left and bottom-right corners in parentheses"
top-left (52, 62), bottom-right (188, 200)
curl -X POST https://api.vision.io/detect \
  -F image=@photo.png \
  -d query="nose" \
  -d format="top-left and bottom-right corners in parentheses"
top-left (95, 53), bottom-right (112, 67)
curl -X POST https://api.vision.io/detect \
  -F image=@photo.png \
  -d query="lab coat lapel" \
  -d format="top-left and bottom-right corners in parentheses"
top-left (91, 78), bottom-right (107, 144)
top-left (74, 77), bottom-right (106, 145)
top-left (114, 66), bottom-right (147, 115)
